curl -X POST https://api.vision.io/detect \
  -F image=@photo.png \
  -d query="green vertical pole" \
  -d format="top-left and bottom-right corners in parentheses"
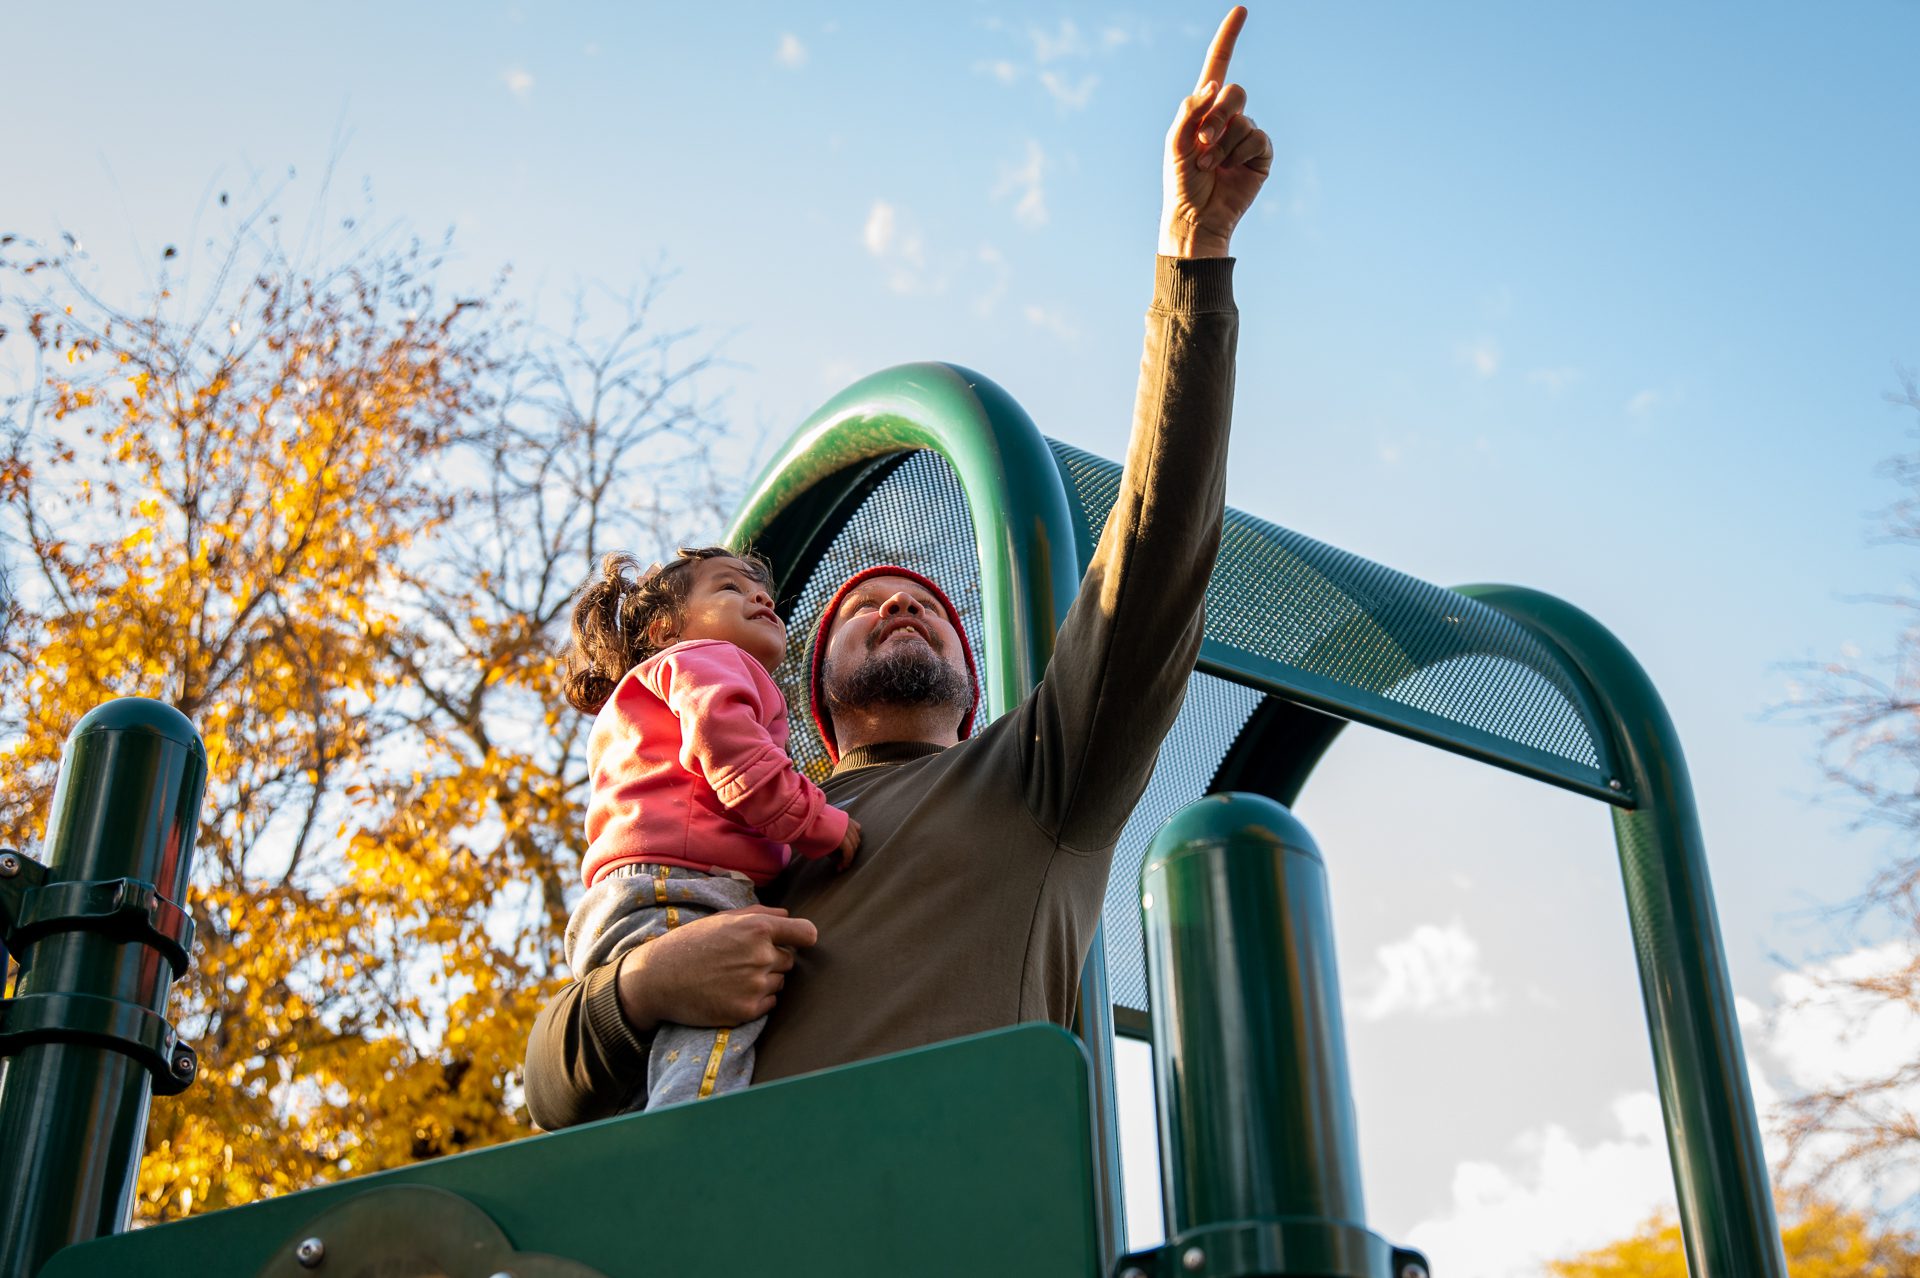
top-left (1461, 584), bottom-right (1787, 1278)
top-left (0, 699), bottom-right (206, 1278)
top-left (1135, 793), bottom-right (1397, 1278)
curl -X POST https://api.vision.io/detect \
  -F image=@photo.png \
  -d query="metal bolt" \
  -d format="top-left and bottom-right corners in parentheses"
top-left (171, 1049), bottom-right (196, 1081)
top-left (487, 1271), bottom-right (517, 1278)
top-left (1399, 1264), bottom-right (1430, 1278)
top-left (0, 852), bottom-right (18, 877)
top-left (1608, 778), bottom-right (1624, 792)
top-left (1119, 1269), bottom-right (1149, 1278)
top-left (295, 1237), bottom-right (325, 1268)
top-left (1181, 1247), bottom-right (1206, 1272)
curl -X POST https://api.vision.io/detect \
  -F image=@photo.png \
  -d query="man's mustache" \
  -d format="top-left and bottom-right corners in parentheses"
top-left (867, 617), bottom-right (941, 651)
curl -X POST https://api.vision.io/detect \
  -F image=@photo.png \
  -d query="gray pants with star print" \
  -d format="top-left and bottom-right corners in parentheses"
top-left (565, 862), bottom-right (764, 1110)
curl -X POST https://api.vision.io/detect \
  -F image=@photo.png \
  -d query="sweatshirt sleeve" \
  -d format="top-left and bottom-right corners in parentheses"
top-left (523, 963), bottom-right (649, 1129)
top-left (641, 643), bottom-right (849, 860)
top-left (1013, 256), bottom-right (1238, 852)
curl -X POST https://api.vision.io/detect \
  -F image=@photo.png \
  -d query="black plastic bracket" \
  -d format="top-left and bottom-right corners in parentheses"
top-left (5, 875), bottom-right (195, 977)
top-left (0, 989), bottom-right (199, 1095)
top-left (1112, 1219), bottom-right (1433, 1278)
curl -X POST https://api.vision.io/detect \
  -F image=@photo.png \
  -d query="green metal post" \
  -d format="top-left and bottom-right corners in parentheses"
top-left (0, 699), bottom-right (207, 1278)
top-left (1461, 585), bottom-right (1787, 1278)
top-left (1134, 793), bottom-right (1397, 1278)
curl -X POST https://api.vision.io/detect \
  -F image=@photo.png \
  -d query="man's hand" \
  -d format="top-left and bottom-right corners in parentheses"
top-left (613, 904), bottom-right (817, 1033)
top-left (1160, 6), bottom-right (1272, 259)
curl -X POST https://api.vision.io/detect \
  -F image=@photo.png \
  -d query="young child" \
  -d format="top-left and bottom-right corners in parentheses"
top-left (560, 546), bottom-right (859, 1110)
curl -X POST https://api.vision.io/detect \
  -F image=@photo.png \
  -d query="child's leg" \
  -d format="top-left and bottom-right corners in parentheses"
top-left (648, 1010), bottom-right (766, 1106)
top-left (561, 864), bottom-right (763, 1109)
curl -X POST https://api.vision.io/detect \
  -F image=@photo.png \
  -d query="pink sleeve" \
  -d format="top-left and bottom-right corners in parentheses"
top-left (641, 643), bottom-right (850, 859)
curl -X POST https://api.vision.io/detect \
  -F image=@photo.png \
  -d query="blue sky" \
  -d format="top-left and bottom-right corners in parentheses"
top-left (9, 2), bottom-right (1920, 1270)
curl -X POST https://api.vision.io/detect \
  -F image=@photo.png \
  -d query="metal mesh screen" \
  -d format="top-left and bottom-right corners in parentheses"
top-left (1101, 672), bottom-right (1265, 1012)
top-left (773, 451), bottom-right (989, 782)
top-left (1046, 440), bottom-right (1607, 785)
top-left (764, 441), bottom-right (1614, 1025)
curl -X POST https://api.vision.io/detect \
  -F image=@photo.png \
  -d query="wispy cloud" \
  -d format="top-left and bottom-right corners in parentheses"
top-left (975, 15), bottom-right (1127, 111)
top-left (1024, 303), bottom-right (1079, 342)
top-left (1526, 367), bottom-right (1581, 393)
top-left (995, 141), bottom-right (1048, 229)
top-left (862, 200), bottom-right (931, 295)
top-left (1627, 388), bottom-right (1660, 415)
top-left (1353, 919), bottom-right (1500, 1021)
top-left (503, 68), bottom-right (535, 102)
top-left (974, 245), bottom-right (1010, 317)
top-left (1458, 339), bottom-right (1502, 379)
top-left (775, 33), bottom-right (808, 69)
top-left (1408, 1094), bottom-right (1678, 1277)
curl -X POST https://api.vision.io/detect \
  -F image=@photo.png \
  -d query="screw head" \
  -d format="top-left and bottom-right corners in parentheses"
top-left (295, 1236), bottom-right (325, 1268)
top-left (1400, 1264), bottom-right (1430, 1278)
top-left (0, 852), bottom-right (19, 877)
top-left (171, 1049), bottom-right (196, 1080)
top-left (1119, 1269), bottom-right (1149, 1278)
top-left (1181, 1246), bottom-right (1206, 1272)
top-left (1608, 778), bottom-right (1624, 792)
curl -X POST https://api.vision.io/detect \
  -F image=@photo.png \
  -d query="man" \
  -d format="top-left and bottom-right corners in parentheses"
top-left (526, 7), bottom-right (1271, 1127)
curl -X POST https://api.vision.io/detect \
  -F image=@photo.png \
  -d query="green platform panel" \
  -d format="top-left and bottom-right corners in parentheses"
top-left (39, 1024), bottom-right (1099, 1278)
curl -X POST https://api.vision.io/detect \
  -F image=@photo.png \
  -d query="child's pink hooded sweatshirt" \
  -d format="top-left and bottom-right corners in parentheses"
top-left (581, 639), bottom-right (849, 888)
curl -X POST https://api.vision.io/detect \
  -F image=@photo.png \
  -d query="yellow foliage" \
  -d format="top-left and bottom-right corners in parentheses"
top-left (1547, 1196), bottom-right (1920, 1277)
top-left (0, 234), bottom-right (668, 1223)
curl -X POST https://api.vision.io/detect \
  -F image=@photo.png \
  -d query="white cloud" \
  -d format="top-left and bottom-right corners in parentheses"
top-left (1408, 1094), bottom-right (1678, 1278)
top-left (976, 58), bottom-right (1021, 85)
top-left (1627, 388), bottom-right (1661, 415)
top-left (1028, 18), bottom-right (1087, 63)
top-left (862, 200), bottom-right (930, 295)
top-left (1526, 367), bottom-right (1581, 393)
top-left (775, 33), bottom-right (807, 69)
top-left (995, 141), bottom-right (1048, 229)
top-left (1376, 442), bottom-right (1403, 466)
top-left (1039, 69), bottom-right (1098, 110)
top-left (503, 68), bottom-right (534, 101)
top-left (1354, 919), bottom-right (1500, 1021)
top-left (1458, 339), bottom-right (1501, 379)
top-left (974, 244), bottom-right (1010, 317)
top-left (1024, 303), bottom-right (1079, 342)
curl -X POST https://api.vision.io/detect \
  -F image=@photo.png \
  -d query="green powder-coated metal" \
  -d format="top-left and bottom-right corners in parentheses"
top-left (0, 699), bottom-right (207, 1278)
top-left (1460, 585), bottom-right (1788, 1278)
top-left (39, 1024), bottom-right (1100, 1278)
top-left (1141, 795), bottom-right (1370, 1255)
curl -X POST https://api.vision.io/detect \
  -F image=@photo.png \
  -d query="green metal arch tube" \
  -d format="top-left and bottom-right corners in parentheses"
top-left (1459, 584), bottom-right (1787, 1278)
top-left (0, 699), bottom-right (207, 1278)
top-left (724, 362), bottom-right (1129, 1259)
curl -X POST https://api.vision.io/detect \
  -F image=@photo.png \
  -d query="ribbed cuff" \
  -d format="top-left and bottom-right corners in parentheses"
top-left (584, 958), bottom-right (653, 1068)
top-left (1153, 255), bottom-right (1236, 313)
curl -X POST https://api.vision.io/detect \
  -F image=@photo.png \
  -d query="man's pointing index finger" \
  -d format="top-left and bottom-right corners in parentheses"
top-left (1195, 6), bottom-right (1247, 93)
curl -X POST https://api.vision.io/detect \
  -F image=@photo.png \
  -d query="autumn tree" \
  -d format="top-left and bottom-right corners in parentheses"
top-left (1547, 1195), bottom-right (1920, 1277)
top-left (0, 213), bottom-right (731, 1218)
top-left (1775, 372), bottom-right (1920, 1194)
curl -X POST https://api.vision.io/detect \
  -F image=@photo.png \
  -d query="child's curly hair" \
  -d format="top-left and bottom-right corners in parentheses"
top-left (562, 546), bottom-right (775, 714)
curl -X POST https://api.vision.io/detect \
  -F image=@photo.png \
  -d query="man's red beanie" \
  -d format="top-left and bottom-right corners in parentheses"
top-left (808, 565), bottom-right (979, 764)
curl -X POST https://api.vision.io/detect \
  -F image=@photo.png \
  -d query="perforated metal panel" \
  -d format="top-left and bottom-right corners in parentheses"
top-left (765, 442), bottom-right (1618, 1026)
top-left (773, 451), bottom-right (990, 782)
top-left (1046, 440), bottom-right (1611, 791)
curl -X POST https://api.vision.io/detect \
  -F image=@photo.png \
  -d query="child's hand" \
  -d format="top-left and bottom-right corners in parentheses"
top-left (836, 817), bottom-right (862, 871)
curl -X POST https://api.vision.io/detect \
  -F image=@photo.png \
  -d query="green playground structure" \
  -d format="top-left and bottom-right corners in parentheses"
top-left (0, 363), bottom-right (1787, 1277)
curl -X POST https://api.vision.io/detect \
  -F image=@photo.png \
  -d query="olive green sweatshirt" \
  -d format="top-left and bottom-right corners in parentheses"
top-left (525, 256), bottom-right (1238, 1128)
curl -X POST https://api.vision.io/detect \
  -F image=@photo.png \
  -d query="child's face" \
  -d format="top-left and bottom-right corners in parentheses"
top-left (671, 556), bottom-right (786, 672)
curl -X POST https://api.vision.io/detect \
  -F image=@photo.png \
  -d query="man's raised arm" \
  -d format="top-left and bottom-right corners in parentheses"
top-left (1016, 6), bottom-right (1272, 852)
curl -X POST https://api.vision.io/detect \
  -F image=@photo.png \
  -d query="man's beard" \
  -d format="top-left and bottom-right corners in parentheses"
top-left (824, 642), bottom-right (971, 720)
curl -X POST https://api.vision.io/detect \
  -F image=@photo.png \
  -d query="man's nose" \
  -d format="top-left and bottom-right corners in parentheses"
top-left (880, 592), bottom-right (922, 616)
